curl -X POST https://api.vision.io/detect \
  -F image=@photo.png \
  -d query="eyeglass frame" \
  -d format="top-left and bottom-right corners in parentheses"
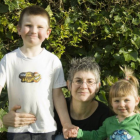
top-left (72, 79), bottom-right (97, 87)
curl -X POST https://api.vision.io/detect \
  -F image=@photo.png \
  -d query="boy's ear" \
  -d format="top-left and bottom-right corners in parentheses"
top-left (67, 80), bottom-right (71, 91)
top-left (17, 25), bottom-right (21, 35)
top-left (45, 28), bottom-right (51, 39)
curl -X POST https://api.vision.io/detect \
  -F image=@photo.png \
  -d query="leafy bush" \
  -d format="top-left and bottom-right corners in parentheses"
top-left (0, 0), bottom-right (140, 131)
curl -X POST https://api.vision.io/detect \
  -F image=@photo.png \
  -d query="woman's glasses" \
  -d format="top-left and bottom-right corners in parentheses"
top-left (72, 79), bottom-right (96, 87)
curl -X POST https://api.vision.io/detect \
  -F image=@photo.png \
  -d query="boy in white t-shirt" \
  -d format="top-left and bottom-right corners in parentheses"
top-left (0, 5), bottom-right (77, 140)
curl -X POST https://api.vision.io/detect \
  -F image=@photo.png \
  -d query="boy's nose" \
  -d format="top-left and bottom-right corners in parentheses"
top-left (31, 26), bottom-right (37, 33)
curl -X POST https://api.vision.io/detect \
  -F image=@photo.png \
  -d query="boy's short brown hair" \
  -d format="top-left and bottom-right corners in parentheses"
top-left (18, 5), bottom-right (50, 28)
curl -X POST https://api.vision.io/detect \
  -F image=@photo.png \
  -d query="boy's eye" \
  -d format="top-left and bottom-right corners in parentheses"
top-left (38, 26), bottom-right (43, 28)
top-left (26, 25), bottom-right (31, 27)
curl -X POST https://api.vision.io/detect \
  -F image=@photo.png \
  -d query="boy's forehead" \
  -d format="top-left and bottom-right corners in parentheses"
top-left (23, 14), bottom-right (48, 20)
top-left (22, 14), bottom-right (49, 25)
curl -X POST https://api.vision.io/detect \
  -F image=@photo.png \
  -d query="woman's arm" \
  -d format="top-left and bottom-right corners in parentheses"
top-left (53, 88), bottom-right (78, 139)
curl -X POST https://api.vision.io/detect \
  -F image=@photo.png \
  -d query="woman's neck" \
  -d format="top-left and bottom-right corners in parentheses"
top-left (70, 99), bottom-right (98, 120)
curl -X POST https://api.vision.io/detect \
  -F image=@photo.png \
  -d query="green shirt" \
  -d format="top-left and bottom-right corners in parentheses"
top-left (77, 114), bottom-right (140, 140)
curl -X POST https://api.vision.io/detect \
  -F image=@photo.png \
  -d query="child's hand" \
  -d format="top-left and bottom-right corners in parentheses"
top-left (63, 123), bottom-right (79, 139)
top-left (68, 128), bottom-right (79, 138)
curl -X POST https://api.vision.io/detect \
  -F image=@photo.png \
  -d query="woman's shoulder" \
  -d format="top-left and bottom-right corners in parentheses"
top-left (96, 100), bottom-right (114, 116)
top-left (97, 100), bottom-right (110, 111)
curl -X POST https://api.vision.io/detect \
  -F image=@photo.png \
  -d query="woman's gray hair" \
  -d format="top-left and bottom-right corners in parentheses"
top-left (67, 57), bottom-right (101, 84)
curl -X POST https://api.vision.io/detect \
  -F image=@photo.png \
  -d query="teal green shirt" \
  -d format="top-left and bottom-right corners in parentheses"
top-left (77, 114), bottom-right (140, 140)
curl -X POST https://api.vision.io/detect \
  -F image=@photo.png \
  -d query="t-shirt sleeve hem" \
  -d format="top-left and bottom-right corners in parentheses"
top-left (53, 82), bottom-right (66, 89)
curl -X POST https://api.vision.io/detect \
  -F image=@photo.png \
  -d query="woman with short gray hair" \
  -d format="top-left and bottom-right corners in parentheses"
top-left (55, 57), bottom-right (113, 140)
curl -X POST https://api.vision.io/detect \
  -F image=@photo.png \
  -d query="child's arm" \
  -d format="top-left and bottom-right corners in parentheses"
top-left (69, 129), bottom-right (104, 140)
top-left (77, 129), bottom-right (96, 140)
top-left (68, 128), bottom-right (96, 140)
top-left (69, 124), bottom-right (107, 140)
top-left (53, 88), bottom-right (78, 139)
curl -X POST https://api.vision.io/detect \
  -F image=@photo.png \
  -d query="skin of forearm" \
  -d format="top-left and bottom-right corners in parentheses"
top-left (53, 88), bottom-right (71, 126)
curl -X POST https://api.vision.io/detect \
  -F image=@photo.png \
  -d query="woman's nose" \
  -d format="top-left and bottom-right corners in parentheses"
top-left (80, 82), bottom-right (88, 88)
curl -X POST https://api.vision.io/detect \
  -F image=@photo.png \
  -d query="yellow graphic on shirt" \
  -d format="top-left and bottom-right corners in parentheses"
top-left (19, 72), bottom-right (41, 83)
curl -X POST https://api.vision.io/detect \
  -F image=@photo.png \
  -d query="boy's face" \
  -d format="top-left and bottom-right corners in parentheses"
top-left (17, 14), bottom-right (51, 47)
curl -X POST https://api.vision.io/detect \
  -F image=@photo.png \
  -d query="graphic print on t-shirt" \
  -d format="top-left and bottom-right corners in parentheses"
top-left (19, 72), bottom-right (41, 83)
top-left (110, 129), bottom-right (133, 140)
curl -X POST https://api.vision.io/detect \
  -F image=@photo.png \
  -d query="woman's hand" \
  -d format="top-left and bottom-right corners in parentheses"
top-left (63, 123), bottom-right (79, 139)
top-left (2, 105), bottom-right (36, 128)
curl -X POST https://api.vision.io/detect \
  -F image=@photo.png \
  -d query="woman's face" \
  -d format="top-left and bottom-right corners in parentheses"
top-left (69, 71), bottom-right (99, 102)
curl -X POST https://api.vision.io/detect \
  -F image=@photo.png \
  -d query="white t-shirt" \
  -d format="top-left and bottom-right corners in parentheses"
top-left (0, 48), bottom-right (66, 133)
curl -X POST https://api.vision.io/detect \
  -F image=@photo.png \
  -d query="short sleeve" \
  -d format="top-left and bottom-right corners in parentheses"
top-left (52, 56), bottom-right (66, 89)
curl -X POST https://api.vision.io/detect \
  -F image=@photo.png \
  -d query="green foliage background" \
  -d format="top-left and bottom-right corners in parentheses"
top-left (0, 0), bottom-right (140, 132)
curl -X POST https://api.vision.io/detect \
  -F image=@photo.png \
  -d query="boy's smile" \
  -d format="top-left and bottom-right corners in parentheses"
top-left (18, 14), bottom-right (51, 48)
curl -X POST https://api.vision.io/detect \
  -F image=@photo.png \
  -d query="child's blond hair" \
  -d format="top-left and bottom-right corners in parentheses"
top-left (109, 66), bottom-right (140, 113)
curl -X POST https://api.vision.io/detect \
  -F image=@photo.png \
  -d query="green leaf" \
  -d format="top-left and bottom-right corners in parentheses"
top-left (113, 54), bottom-right (122, 62)
top-left (105, 45), bottom-right (113, 52)
top-left (131, 62), bottom-right (135, 69)
top-left (70, 0), bottom-right (78, 7)
top-left (104, 25), bottom-right (110, 34)
top-left (114, 15), bottom-right (121, 22)
top-left (0, 25), bottom-right (3, 32)
top-left (123, 51), bottom-right (138, 62)
top-left (4, 0), bottom-right (20, 11)
top-left (137, 58), bottom-right (140, 63)
top-left (121, 24), bottom-right (127, 32)
top-left (0, 4), bottom-right (8, 13)
top-left (131, 36), bottom-right (140, 49)
top-left (86, 0), bottom-right (97, 5)
top-left (45, 5), bottom-right (53, 17)
top-left (132, 18), bottom-right (140, 25)
top-left (94, 52), bottom-right (102, 63)
top-left (65, 16), bottom-right (71, 24)
top-left (125, 15), bottom-right (132, 20)
top-left (0, 109), bottom-right (8, 132)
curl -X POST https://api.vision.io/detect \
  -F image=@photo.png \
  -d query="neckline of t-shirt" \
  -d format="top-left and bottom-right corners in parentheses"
top-left (18, 47), bottom-right (45, 60)
top-left (115, 113), bottom-right (138, 123)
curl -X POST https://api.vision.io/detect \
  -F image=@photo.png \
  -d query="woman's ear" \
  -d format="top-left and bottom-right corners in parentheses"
top-left (96, 82), bottom-right (101, 93)
top-left (98, 82), bottom-right (101, 88)
top-left (67, 80), bottom-right (71, 91)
